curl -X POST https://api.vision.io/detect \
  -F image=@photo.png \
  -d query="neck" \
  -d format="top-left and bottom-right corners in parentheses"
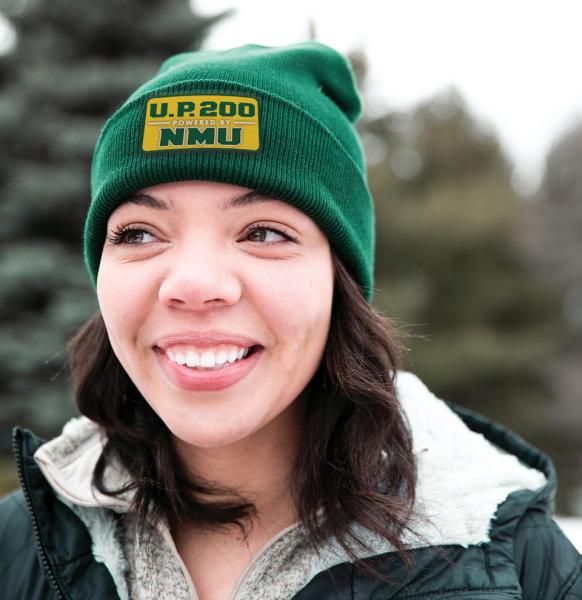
top-left (172, 395), bottom-right (307, 533)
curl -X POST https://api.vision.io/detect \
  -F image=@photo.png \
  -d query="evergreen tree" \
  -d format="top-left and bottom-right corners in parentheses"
top-left (0, 0), bottom-right (229, 455)
top-left (368, 89), bottom-right (564, 416)
top-left (520, 121), bottom-right (582, 515)
top-left (353, 71), bottom-right (570, 510)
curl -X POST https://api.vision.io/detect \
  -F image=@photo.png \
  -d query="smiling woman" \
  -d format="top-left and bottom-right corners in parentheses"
top-left (1, 41), bottom-right (580, 600)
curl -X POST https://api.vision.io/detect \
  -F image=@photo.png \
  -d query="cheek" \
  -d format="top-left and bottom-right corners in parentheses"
top-left (96, 262), bottom-right (151, 359)
top-left (97, 255), bottom-right (159, 310)
top-left (258, 259), bottom-right (333, 360)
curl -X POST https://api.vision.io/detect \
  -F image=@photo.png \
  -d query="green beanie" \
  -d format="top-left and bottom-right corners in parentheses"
top-left (86, 40), bottom-right (375, 303)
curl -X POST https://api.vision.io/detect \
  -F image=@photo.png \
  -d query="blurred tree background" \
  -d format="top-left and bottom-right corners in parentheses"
top-left (350, 49), bottom-right (582, 516)
top-left (0, 2), bottom-right (580, 515)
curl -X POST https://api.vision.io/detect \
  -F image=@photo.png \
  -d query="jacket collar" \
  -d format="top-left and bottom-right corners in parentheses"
top-left (29, 414), bottom-right (133, 511)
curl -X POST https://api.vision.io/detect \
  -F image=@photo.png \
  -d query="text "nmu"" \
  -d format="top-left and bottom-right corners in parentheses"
top-left (159, 127), bottom-right (242, 147)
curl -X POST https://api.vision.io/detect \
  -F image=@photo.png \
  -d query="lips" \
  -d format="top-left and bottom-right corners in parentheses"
top-left (155, 330), bottom-right (263, 351)
top-left (154, 345), bottom-right (264, 392)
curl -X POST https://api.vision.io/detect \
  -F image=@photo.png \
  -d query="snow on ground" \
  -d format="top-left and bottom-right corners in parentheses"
top-left (556, 517), bottom-right (582, 552)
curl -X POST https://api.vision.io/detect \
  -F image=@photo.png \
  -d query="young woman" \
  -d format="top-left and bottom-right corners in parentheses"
top-left (1, 41), bottom-right (580, 599)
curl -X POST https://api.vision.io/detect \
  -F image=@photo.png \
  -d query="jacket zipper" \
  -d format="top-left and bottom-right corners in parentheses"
top-left (12, 428), bottom-right (69, 600)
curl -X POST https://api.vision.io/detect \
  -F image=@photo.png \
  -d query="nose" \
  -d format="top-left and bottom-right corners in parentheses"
top-left (158, 239), bottom-right (242, 310)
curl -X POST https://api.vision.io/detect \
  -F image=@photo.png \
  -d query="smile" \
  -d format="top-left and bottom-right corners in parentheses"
top-left (154, 345), bottom-right (264, 392)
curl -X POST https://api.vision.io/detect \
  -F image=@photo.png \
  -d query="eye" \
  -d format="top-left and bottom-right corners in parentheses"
top-left (106, 225), bottom-right (158, 245)
top-left (243, 223), bottom-right (298, 244)
top-left (105, 222), bottom-right (299, 246)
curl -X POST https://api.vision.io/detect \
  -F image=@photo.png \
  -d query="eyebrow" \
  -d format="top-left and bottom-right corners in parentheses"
top-left (118, 190), bottom-right (281, 212)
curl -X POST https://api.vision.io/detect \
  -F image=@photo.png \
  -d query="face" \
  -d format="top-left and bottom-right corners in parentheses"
top-left (97, 180), bottom-right (335, 451)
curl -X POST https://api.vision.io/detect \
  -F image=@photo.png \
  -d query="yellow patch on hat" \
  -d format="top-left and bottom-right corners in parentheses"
top-left (143, 95), bottom-right (260, 151)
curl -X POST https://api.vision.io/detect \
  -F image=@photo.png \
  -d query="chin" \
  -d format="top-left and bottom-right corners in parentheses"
top-left (170, 420), bottom-right (257, 450)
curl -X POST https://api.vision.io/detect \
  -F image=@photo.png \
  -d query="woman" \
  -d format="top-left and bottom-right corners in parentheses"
top-left (1, 41), bottom-right (580, 599)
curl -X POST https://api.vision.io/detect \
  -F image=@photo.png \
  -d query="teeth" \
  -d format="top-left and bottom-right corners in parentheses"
top-left (200, 350), bottom-right (222, 368)
top-left (167, 347), bottom-right (251, 370)
top-left (185, 351), bottom-right (199, 368)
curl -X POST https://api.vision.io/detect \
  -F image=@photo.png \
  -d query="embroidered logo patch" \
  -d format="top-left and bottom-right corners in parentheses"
top-left (142, 95), bottom-right (260, 152)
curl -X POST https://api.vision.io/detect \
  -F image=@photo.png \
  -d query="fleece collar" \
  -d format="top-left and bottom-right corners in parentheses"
top-left (33, 370), bottom-right (549, 599)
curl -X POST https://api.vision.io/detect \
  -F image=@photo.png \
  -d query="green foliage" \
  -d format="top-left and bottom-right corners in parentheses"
top-left (0, 0), bottom-right (228, 451)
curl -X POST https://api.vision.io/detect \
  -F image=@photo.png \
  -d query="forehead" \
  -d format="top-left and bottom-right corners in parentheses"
top-left (111, 189), bottom-right (300, 216)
